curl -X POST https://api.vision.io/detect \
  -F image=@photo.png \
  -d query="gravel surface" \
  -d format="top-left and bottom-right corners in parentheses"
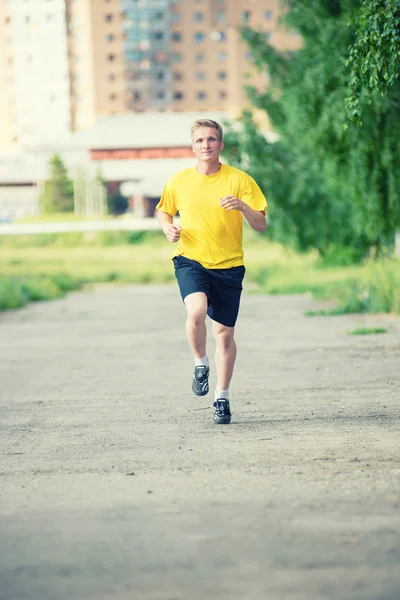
top-left (1, 284), bottom-right (399, 600)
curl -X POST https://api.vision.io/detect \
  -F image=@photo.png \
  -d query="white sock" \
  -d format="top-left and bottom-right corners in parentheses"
top-left (215, 389), bottom-right (229, 401)
top-left (194, 355), bottom-right (209, 367)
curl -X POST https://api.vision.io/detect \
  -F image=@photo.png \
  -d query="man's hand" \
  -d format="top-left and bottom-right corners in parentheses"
top-left (164, 223), bottom-right (182, 243)
top-left (220, 196), bottom-right (267, 232)
top-left (220, 196), bottom-right (244, 211)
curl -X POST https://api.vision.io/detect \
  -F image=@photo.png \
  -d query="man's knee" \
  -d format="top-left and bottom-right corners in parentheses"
top-left (214, 324), bottom-right (235, 349)
top-left (184, 292), bottom-right (207, 325)
top-left (187, 307), bottom-right (207, 325)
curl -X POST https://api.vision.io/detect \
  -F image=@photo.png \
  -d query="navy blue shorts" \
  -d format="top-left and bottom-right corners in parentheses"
top-left (173, 255), bottom-right (245, 328)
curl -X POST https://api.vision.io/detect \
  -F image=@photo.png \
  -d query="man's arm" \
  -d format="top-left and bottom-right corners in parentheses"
top-left (219, 196), bottom-right (268, 232)
top-left (156, 210), bottom-right (182, 242)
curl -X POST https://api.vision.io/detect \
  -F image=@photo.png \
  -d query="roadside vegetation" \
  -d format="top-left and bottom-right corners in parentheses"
top-left (1, 229), bottom-right (399, 313)
top-left (1, 1), bottom-right (399, 314)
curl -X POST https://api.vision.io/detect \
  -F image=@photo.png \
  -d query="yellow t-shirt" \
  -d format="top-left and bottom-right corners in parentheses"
top-left (156, 164), bottom-right (267, 269)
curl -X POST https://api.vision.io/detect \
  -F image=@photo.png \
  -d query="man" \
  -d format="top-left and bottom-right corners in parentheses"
top-left (156, 118), bottom-right (267, 424)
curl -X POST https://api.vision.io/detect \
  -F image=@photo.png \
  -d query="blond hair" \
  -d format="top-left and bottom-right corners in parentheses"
top-left (191, 119), bottom-right (223, 142)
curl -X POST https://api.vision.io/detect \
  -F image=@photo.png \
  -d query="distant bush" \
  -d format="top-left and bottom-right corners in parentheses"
top-left (0, 274), bottom-right (83, 311)
top-left (0, 230), bottom-right (165, 249)
top-left (319, 245), bottom-right (366, 267)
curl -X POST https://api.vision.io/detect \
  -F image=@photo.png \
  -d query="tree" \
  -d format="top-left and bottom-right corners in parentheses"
top-left (40, 154), bottom-right (74, 214)
top-left (345, 0), bottom-right (400, 123)
top-left (222, 0), bottom-right (400, 255)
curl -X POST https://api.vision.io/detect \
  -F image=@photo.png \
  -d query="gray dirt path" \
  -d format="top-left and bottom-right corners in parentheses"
top-left (0, 284), bottom-right (399, 600)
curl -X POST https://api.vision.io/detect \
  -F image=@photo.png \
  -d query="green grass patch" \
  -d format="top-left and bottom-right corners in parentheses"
top-left (304, 308), bottom-right (350, 317)
top-left (0, 273), bottom-right (82, 310)
top-left (0, 229), bottom-right (165, 249)
top-left (348, 327), bottom-right (388, 336)
top-left (1, 228), bottom-right (399, 314)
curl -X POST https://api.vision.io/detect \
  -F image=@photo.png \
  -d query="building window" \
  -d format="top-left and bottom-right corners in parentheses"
top-left (173, 72), bottom-right (183, 80)
top-left (219, 91), bottom-right (226, 99)
top-left (171, 12), bottom-right (181, 22)
top-left (196, 72), bottom-right (205, 80)
top-left (174, 91), bottom-right (184, 100)
top-left (194, 32), bottom-right (204, 43)
top-left (194, 12), bottom-right (203, 21)
top-left (195, 52), bottom-right (204, 62)
top-left (155, 72), bottom-right (164, 80)
top-left (107, 33), bottom-right (114, 41)
top-left (217, 71), bottom-right (227, 80)
top-left (105, 14), bottom-right (113, 22)
top-left (155, 50), bottom-right (166, 63)
top-left (107, 54), bottom-right (115, 61)
top-left (172, 52), bottom-right (182, 62)
top-left (153, 31), bottom-right (164, 40)
top-left (108, 73), bottom-right (116, 81)
top-left (172, 32), bottom-right (182, 42)
top-left (156, 91), bottom-right (165, 99)
top-left (241, 11), bottom-right (250, 22)
top-left (210, 31), bottom-right (226, 42)
top-left (265, 11), bottom-right (272, 20)
top-left (218, 51), bottom-right (226, 61)
top-left (196, 91), bottom-right (207, 100)
top-left (216, 10), bottom-right (225, 23)
top-left (264, 31), bottom-right (272, 40)
top-left (110, 93), bottom-right (117, 101)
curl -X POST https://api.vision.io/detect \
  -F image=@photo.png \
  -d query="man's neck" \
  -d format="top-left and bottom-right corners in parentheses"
top-left (196, 161), bottom-right (222, 176)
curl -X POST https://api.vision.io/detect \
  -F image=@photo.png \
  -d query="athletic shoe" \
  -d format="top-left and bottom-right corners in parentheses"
top-left (213, 399), bottom-right (231, 424)
top-left (192, 365), bottom-right (209, 396)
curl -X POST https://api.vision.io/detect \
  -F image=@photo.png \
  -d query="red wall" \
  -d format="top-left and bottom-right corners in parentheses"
top-left (90, 147), bottom-right (193, 160)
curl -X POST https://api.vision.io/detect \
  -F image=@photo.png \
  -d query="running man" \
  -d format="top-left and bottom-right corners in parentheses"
top-left (156, 118), bottom-right (267, 424)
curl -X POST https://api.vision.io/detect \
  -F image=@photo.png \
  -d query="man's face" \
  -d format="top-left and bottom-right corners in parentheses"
top-left (191, 127), bottom-right (224, 163)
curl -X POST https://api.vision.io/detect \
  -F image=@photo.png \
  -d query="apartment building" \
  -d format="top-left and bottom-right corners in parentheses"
top-left (0, 0), bottom-right (300, 152)
top-left (0, 0), bottom-right (72, 151)
top-left (91, 0), bottom-right (300, 114)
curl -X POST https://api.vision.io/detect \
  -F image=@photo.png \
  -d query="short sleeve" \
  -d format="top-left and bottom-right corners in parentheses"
top-left (240, 175), bottom-right (267, 214)
top-left (155, 180), bottom-right (178, 217)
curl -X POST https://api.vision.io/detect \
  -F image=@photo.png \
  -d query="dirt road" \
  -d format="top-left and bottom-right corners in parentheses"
top-left (1, 285), bottom-right (399, 600)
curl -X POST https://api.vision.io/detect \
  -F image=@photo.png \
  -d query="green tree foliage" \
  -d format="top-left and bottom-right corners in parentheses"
top-left (222, 0), bottom-right (400, 255)
top-left (40, 154), bottom-right (74, 214)
top-left (345, 0), bottom-right (400, 123)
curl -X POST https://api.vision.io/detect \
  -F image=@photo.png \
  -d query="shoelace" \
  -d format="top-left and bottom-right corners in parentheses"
top-left (214, 400), bottom-right (230, 414)
top-left (194, 366), bottom-right (208, 381)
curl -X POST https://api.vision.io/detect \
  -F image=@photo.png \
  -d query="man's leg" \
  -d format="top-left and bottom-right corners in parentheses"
top-left (184, 292), bottom-right (210, 396)
top-left (212, 320), bottom-right (236, 392)
top-left (212, 321), bottom-right (235, 424)
top-left (184, 292), bottom-right (208, 358)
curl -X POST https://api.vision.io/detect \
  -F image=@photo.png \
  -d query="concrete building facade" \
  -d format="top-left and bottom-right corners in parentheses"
top-left (0, 0), bottom-right (300, 152)
top-left (0, 0), bottom-right (72, 151)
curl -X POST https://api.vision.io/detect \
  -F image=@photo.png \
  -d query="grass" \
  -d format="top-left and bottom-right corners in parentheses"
top-left (1, 228), bottom-right (399, 313)
top-left (348, 327), bottom-right (388, 335)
